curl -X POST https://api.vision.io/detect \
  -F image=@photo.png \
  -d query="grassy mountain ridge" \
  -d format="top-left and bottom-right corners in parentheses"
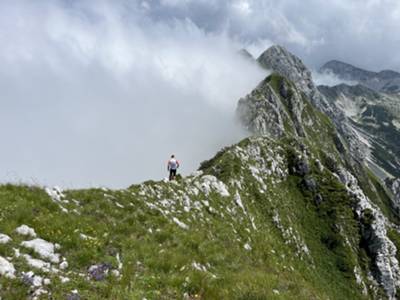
top-left (1, 50), bottom-right (400, 299)
top-left (0, 135), bottom-right (372, 299)
top-left (235, 69), bottom-right (400, 298)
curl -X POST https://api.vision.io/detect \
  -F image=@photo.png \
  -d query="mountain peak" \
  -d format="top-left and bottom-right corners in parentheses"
top-left (257, 45), bottom-right (311, 83)
top-left (256, 45), bottom-right (331, 113)
top-left (320, 60), bottom-right (376, 81)
top-left (322, 60), bottom-right (356, 68)
top-left (257, 45), bottom-right (312, 90)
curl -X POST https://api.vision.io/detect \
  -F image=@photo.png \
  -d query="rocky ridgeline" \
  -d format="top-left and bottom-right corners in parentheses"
top-left (0, 133), bottom-right (369, 299)
top-left (238, 45), bottom-right (400, 299)
top-left (138, 137), bottom-right (293, 254)
top-left (256, 46), bottom-right (370, 167)
top-left (257, 46), bottom-right (332, 115)
top-left (1, 138), bottom-right (306, 298)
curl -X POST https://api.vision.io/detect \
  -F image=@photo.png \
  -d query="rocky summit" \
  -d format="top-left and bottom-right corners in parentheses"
top-left (1, 45), bottom-right (400, 300)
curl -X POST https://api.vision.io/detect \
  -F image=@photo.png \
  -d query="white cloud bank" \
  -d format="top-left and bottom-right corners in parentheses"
top-left (0, 1), bottom-right (266, 188)
top-left (312, 70), bottom-right (358, 87)
top-left (2, 0), bottom-right (400, 188)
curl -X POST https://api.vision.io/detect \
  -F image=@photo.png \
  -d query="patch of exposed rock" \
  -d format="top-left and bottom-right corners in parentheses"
top-left (338, 169), bottom-right (400, 299)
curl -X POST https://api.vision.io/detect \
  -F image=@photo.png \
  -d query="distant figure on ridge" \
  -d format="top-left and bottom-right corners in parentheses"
top-left (167, 155), bottom-right (180, 181)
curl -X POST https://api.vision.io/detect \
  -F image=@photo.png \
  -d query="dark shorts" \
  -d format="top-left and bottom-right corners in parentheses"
top-left (169, 169), bottom-right (177, 177)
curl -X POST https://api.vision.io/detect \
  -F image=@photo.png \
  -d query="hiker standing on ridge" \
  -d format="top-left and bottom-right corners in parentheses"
top-left (167, 155), bottom-right (180, 181)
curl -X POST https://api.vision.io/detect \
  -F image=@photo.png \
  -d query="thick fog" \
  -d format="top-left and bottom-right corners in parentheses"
top-left (2, 0), bottom-right (399, 188)
top-left (0, 1), bottom-right (266, 188)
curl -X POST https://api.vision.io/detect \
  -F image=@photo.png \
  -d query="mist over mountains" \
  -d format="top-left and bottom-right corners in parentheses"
top-left (1, 0), bottom-right (400, 189)
top-left (0, 1), bottom-right (266, 188)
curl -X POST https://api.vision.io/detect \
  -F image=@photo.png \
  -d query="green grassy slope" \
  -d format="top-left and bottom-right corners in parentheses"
top-left (0, 137), bottom-right (373, 300)
top-left (2, 72), bottom-right (398, 299)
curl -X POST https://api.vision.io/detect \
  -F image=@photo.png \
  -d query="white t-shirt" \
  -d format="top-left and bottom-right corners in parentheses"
top-left (168, 158), bottom-right (179, 170)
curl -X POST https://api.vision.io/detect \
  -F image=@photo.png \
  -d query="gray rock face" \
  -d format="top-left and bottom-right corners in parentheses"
top-left (319, 83), bottom-right (400, 179)
top-left (258, 46), bottom-right (313, 93)
top-left (257, 45), bottom-right (329, 112)
top-left (236, 75), bottom-right (308, 139)
top-left (337, 169), bottom-right (400, 299)
top-left (321, 60), bottom-right (400, 94)
top-left (237, 78), bottom-right (286, 137)
top-left (391, 179), bottom-right (400, 214)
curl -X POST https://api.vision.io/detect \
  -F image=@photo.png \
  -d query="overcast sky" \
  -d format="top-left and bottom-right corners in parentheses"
top-left (1, 0), bottom-right (399, 188)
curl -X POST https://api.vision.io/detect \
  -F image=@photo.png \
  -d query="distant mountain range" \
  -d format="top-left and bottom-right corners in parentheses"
top-left (320, 60), bottom-right (400, 94)
top-left (317, 62), bottom-right (400, 179)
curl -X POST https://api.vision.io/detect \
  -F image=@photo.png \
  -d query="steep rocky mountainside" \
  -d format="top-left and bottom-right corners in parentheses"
top-left (1, 45), bottom-right (400, 300)
top-left (256, 46), bottom-right (371, 176)
top-left (320, 60), bottom-right (400, 94)
top-left (256, 45), bottom-right (400, 183)
top-left (319, 84), bottom-right (400, 179)
top-left (238, 51), bottom-right (400, 298)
